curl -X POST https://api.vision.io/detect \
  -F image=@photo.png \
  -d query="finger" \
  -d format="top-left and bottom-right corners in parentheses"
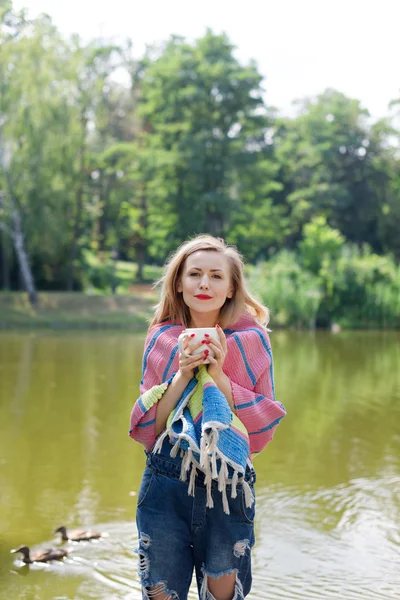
top-left (182, 334), bottom-right (192, 353)
top-left (185, 339), bottom-right (206, 355)
top-left (206, 342), bottom-right (223, 357)
top-left (187, 355), bottom-right (207, 369)
top-left (187, 358), bottom-right (205, 369)
top-left (216, 325), bottom-right (227, 350)
top-left (206, 338), bottom-right (223, 351)
top-left (193, 339), bottom-right (207, 350)
top-left (182, 334), bottom-right (203, 353)
top-left (180, 343), bottom-right (202, 358)
top-left (180, 351), bottom-right (205, 365)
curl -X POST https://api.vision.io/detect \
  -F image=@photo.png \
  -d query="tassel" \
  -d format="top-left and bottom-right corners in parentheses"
top-left (204, 463), bottom-right (214, 508)
top-left (211, 452), bottom-right (218, 479)
top-left (182, 448), bottom-right (192, 473)
top-left (180, 458), bottom-right (188, 482)
top-left (215, 461), bottom-right (229, 514)
top-left (206, 480), bottom-right (214, 509)
top-left (231, 470), bottom-right (238, 499)
top-left (202, 453), bottom-right (212, 490)
top-left (242, 480), bottom-right (255, 508)
top-left (222, 484), bottom-right (230, 515)
top-left (170, 438), bottom-right (181, 458)
top-left (218, 463), bottom-right (225, 492)
top-left (153, 430), bottom-right (168, 454)
top-left (188, 463), bottom-right (197, 497)
top-left (205, 470), bottom-right (212, 487)
top-left (200, 434), bottom-right (208, 468)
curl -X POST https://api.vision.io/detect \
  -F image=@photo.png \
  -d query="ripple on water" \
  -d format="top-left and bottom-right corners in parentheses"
top-left (251, 475), bottom-right (400, 599)
top-left (8, 476), bottom-right (400, 600)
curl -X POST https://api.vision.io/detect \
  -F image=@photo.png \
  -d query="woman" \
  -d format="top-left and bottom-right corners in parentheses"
top-left (129, 235), bottom-right (286, 600)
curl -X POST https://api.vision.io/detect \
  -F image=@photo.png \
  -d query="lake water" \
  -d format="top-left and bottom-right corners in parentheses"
top-left (0, 330), bottom-right (399, 600)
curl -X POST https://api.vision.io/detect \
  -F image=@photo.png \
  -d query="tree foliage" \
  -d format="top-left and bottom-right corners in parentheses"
top-left (0, 2), bottom-right (399, 327)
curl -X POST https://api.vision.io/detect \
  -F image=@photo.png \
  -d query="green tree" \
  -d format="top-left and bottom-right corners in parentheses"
top-left (274, 89), bottom-right (397, 253)
top-left (136, 30), bottom-right (282, 259)
top-left (298, 216), bottom-right (345, 274)
top-left (64, 37), bottom-right (122, 290)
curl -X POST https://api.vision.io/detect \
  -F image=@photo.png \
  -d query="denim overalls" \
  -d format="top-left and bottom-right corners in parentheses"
top-left (135, 437), bottom-right (256, 599)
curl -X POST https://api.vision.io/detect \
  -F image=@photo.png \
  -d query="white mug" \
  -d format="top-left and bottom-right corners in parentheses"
top-left (178, 327), bottom-right (219, 364)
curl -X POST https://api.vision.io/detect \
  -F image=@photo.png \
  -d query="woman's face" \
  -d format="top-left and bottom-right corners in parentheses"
top-left (177, 251), bottom-right (233, 320)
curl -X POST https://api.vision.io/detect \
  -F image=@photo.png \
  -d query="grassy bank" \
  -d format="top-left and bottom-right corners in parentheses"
top-left (0, 288), bottom-right (158, 330)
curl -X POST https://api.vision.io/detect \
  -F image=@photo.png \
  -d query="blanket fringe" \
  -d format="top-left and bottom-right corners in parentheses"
top-left (222, 483), bottom-right (229, 514)
top-left (204, 470), bottom-right (214, 509)
top-left (150, 366), bottom-right (253, 516)
top-left (188, 462), bottom-right (197, 496)
top-left (217, 461), bottom-right (230, 514)
top-left (170, 437), bottom-right (181, 458)
top-left (218, 461), bottom-right (228, 492)
top-left (242, 479), bottom-right (255, 507)
top-left (211, 452), bottom-right (218, 479)
top-left (153, 430), bottom-right (168, 454)
top-left (200, 434), bottom-right (208, 469)
top-left (206, 480), bottom-right (214, 509)
top-left (155, 438), bottom-right (253, 516)
top-left (179, 448), bottom-right (193, 481)
top-left (231, 470), bottom-right (238, 498)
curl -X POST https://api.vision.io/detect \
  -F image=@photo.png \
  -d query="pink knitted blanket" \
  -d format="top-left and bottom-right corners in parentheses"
top-left (130, 313), bottom-right (286, 457)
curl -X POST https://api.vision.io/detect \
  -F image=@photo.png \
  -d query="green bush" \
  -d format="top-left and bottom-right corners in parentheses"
top-left (298, 216), bottom-right (345, 274)
top-left (80, 250), bottom-right (119, 292)
top-left (80, 250), bottom-right (162, 292)
top-left (247, 251), bottom-right (322, 328)
top-left (318, 245), bottom-right (400, 328)
top-left (247, 245), bottom-right (400, 329)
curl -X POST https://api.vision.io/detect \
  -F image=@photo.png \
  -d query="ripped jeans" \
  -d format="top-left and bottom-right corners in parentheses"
top-left (135, 438), bottom-right (256, 599)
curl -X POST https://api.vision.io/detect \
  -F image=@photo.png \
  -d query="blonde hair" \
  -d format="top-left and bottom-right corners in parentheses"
top-left (150, 235), bottom-right (269, 329)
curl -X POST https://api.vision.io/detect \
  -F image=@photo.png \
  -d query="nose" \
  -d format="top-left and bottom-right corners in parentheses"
top-left (199, 275), bottom-right (210, 290)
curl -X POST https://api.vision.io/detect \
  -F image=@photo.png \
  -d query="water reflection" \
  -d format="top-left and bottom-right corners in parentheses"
top-left (0, 330), bottom-right (399, 599)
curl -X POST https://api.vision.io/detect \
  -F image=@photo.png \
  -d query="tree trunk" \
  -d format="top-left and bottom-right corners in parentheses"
top-left (1, 228), bottom-right (11, 290)
top-left (0, 129), bottom-right (37, 305)
top-left (11, 206), bottom-right (38, 305)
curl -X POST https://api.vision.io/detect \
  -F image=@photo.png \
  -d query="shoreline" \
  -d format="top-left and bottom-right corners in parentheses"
top-left (1, 292), bottom-right (398, 332)
top-left (0, 290), bottom-right (156, 331)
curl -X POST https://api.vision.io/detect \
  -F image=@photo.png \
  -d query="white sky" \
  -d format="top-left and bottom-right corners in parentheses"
top-left (12, 0), bottom-right (400, 120)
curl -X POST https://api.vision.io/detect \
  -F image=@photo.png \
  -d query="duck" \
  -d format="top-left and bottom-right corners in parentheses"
top-left (53, 525), bottom-right (103, 542)
top-left (11, 545), bottom-right (68, 564)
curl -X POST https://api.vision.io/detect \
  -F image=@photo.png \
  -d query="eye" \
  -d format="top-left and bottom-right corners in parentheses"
top-left (212, 274), bottom-right (222, 279)
top-left (189, 272), bottom-right (200, 277)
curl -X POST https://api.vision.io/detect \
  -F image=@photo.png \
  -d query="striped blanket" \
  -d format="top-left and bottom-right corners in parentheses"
top-left (129, 314), bottom-right (286, 513)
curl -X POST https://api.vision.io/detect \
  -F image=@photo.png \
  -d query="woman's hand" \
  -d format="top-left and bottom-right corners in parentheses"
top-left (206, 324), bottom-right (228, 380)
top-left (179, 336), bottom-right (206, 380)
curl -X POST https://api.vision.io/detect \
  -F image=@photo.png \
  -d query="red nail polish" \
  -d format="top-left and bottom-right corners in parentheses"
top-left (190, 334), bottom-right (195, 337)
top-left (204, 349), bottom-right (209, 355)
top-left (201, 340), bottom-right (207, 344)
top-left (216, 324), bottom-right (220, 329)
top-left (204, 334), bottom-right (209, 337)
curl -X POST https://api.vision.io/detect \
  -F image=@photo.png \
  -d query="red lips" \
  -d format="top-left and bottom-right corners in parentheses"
top-left (195, 294), bottom-right (212, 300)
